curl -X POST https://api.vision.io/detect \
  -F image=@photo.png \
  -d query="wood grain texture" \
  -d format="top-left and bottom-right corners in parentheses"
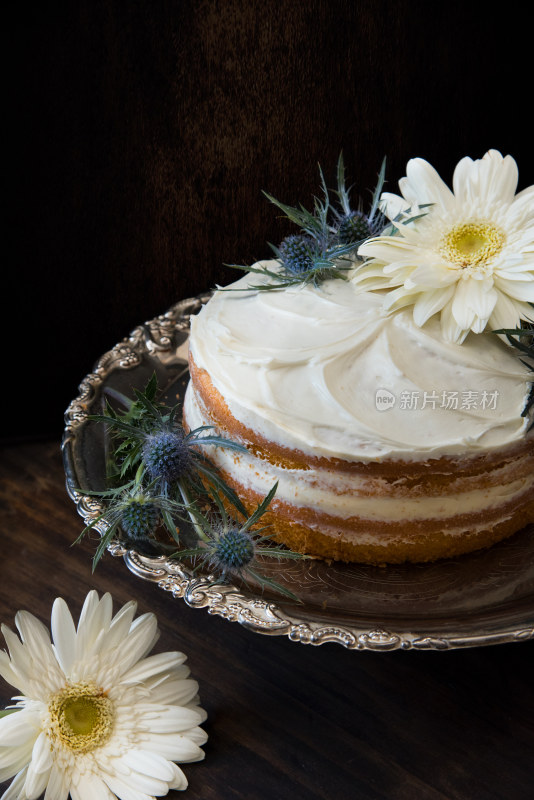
top-left (6, 1), bottom-right (533, 437)
top-left (0, 441), bottom-right (533, 799)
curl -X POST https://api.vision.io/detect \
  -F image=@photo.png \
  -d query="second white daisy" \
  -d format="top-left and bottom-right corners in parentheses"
top-left (0, 591), bottom-right (207, 800)
top-left (355, 150), bottom-right (534, 343)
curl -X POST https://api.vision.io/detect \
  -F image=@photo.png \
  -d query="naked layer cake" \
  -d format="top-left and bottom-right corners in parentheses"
top-left (184, 151), bottom-right (534, 564)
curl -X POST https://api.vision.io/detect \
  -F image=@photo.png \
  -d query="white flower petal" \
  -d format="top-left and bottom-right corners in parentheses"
top-left (404, 157), bottom-right (455, 209)
top-left (0, 709), bottom-right (40, 748)
top-left (382, 286), bottom-right (421, 312)
top-left (11, 613), bottom-right (63, 694)
top-left (440, 298), bottom-right (469, 344)
top-left (70, 773), bottom-right (115, 800)
top-left (101, 601), bottom-right (138, 654)
top-left (493, 277), bottom-right (534, 302)
top-left (121, 749), bottom-right (177, 782)
top-left (110, 614), bottom-right (159, 677)
top-left (1, 765), bottom-right (29, 800)
top-left (187, 724), bottom-right (209, 745)
top-left (44, 763), bottom-right (71, 800)
top-left (0, 736), bottom-right (40, 782)
top-left (121, 652), bottom-right (187, 685)
top-left (137, 704), bottom-right (203, 734)
top-left (169, 761), bottom-right (188, 790)
top-left (413, 286), bottom-right (455, 327)
top-left (146, 678), bottom-right (200, 708)
top-left (406, 263), bottom-right (458, 289)
top-left (105, 766), bottom-right (170, 798)
top-left (102, 774), bottom-right (155, 800)
top-left (2, 625), bottom-right (29, 676)
top-left (509, 185), bottom-right (534, 223)
top-left (139, 732), bottom-right (206, 762)
top-left (358, 236), bottom-right (417, 261)
top-left (24, 755), bottom-right (52, 800)
top-left (0, 652), bottom-right (22, 693)
top-left (75, 592), bottom-right (113, 662)
top-left (451, 280), bottom-right (480, 330)
top-left (379, 191), bottom-right (410, 221)
top-left (397, 176), bottom-right (418, 206)
top-left (453, 150), bottom-right (518, 208)
top-left (51, 597), bottom-right (78, 676)
top-left (29, 731), bottom-right (53, 775)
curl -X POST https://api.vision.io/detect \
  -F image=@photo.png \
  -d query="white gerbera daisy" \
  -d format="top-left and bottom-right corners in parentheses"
top-left (0, 591), bottom-right (207, 800)
top-left (355, 150), bottom-right (534, 343)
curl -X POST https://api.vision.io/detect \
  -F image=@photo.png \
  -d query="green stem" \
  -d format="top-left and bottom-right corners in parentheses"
top-left (178, 480), bottom-right (210, 543)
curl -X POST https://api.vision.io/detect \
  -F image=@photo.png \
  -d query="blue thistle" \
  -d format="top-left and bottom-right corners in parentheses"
top-left (142, 430), bottom-right (193, 484)
top-left (278, 235), bottom-right (319, 275)
top-left (121, 497), bottom-right (160, 538)
top-left (213, 528), bottom-right (255, 571)
top-left (337, 210), bottom-right (373, 244)
top-left (174, 483), bottom-right (308, 601)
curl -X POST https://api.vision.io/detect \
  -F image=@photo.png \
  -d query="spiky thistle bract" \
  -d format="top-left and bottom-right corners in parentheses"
top-left (80, 374), bottom-right (308, 591)
top-left (73, 471), bottom-right (185, 570)
top-left (226, 153), bottom-right (388, 291)
top-left (90, 373), bottom-right (247, 508)
top-left (492, 320), bottom-right (534, 429)
top-left (174, 484), bottom-right (308, 602)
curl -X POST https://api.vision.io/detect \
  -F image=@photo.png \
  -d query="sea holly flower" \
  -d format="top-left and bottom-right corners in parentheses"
top-left (226, 153), bottom-right (387, 290)
top-left (142, 429), bottom-right (194, 485)
top-left (0, 591), bottom-right (207, 799)
top-left (277, 234), bottom-right (320, 275)
top-left (74, 478), bottom-right (185, 569)
top-left (120, 494), bottom-right (160, 539)
top-left (80, 377), bottom-right (307, 591)
top-left (175, 484), bottom-right (308, 601)
top-left (332, 152), bottom-right (387, 245)
top-left (90, 376), bottom-right (247, 506)
top-left (355, 150), bottom-right (534, 344)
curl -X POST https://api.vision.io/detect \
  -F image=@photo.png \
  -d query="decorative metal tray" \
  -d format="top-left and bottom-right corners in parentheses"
top-left (62, 296), bottom-right (534, 651)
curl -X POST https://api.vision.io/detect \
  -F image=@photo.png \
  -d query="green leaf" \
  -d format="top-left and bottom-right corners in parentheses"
top-left (193, 434), bottom-right (248, 453)
top-left (144, 372), bottom-right (159, 401)
top-left (133, 388), bottom-right (164, 420)
top-left (0, 708), bottom-right (19, 718)
top-left (241, 482), bottom-right (278, 531)
top-left (195, 462), bottom-right (249, 519)
top-left (88, 415), bottom-right (144, 438)
top-left (92, 521), bottom-right (120, 571)
top-left (368, 157), bottom-right (387, 221)
top-left (245, 566), bottom-right (302, 603)
top-left (162, 508), bottom-right (181, 544)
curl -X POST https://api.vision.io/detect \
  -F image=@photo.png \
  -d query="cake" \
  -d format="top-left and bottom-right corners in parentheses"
top-left (183, 151), bottom-right (534, 564)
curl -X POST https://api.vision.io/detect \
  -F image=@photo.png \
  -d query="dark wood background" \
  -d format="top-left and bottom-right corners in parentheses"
top-left (6, 0), bottom-right (533, 439)
top-left (2, 3), bottom-right (533, 799)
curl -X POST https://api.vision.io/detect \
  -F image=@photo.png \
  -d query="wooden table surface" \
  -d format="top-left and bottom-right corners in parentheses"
top-left (1, 440), bottom-right (533, 800)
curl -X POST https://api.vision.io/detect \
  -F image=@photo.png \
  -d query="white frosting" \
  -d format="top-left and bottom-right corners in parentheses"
top-left (189, 261), bottom-right (532, 463)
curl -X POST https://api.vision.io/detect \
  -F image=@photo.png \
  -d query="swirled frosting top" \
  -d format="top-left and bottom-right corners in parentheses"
top-left (189, 262), bottom-right (532, 461)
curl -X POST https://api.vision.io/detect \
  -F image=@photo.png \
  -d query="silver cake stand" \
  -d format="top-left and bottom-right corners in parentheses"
top-left (62, 296), bottom-right (534, 651)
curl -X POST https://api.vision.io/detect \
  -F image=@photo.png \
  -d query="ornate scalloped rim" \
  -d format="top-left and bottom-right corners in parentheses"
top-left (62, 297), bottom-right (534, 652)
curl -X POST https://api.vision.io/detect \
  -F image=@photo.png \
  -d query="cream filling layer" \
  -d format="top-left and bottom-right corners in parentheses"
top-left (189, 263), bottom-right (532, 463)
top-left (185, 384), bottom-right (532, 525)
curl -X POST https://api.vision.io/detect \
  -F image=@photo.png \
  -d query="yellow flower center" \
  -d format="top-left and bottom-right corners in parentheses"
top-left (48, 682), bottom-right (114, 753)
top-left (440, 222), bottom-right (505, 271)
